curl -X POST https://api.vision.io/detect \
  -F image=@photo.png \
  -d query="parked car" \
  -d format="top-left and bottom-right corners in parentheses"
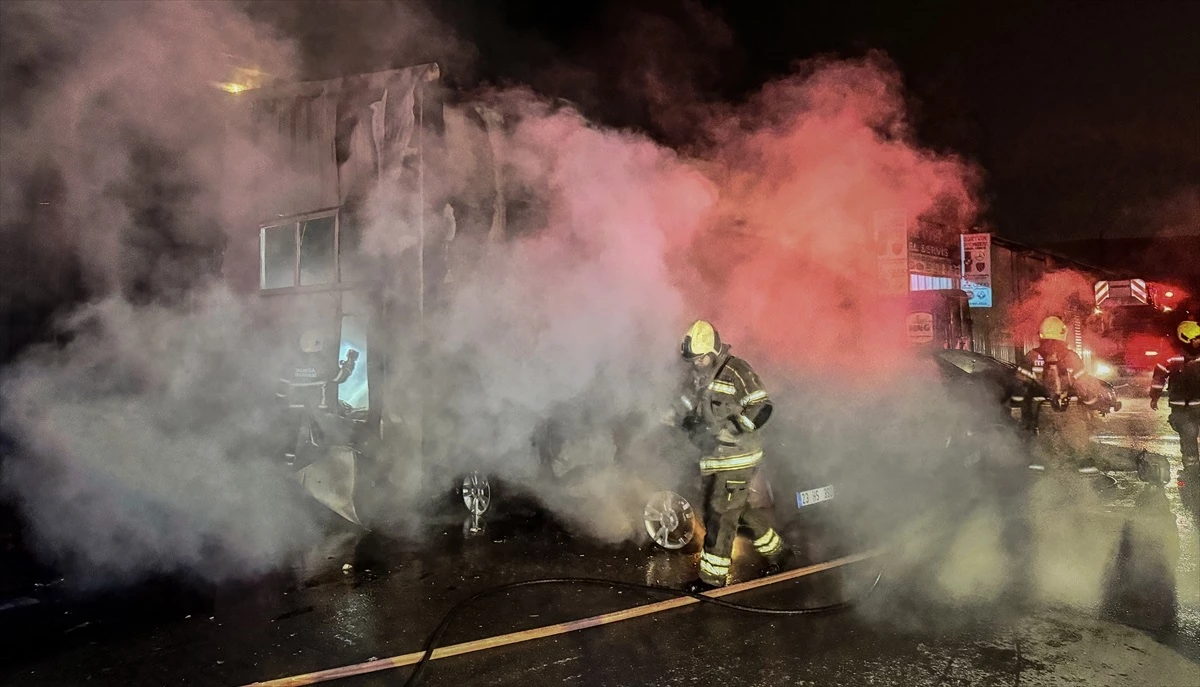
top-left (932, 348), bottom-right (1122, 417)
top-left (457, 347), bottom-right (1118, 561)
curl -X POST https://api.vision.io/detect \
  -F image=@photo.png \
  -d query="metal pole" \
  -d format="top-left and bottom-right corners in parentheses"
top-left (415, 81), bottom-right (427, 465)
top-left (417, 85), bottom-right (425, 325)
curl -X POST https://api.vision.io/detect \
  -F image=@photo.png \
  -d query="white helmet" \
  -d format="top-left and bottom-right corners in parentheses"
top-left (299, 329), bottom-right (323, 353)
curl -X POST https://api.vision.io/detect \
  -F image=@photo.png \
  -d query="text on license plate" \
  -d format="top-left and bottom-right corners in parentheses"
top-left (796, 485), bottom-right (835, 508)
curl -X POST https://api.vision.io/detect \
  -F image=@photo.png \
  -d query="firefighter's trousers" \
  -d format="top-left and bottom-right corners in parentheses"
top-left (698, 467), bottom-right (787, 586)
top-left (290, 411), bottom-right (315, 460)
top-left (287, 407), bottom-right (324, 468)
top-left (1018, 396), bottom-right (1041, 437)
top-left (1169, 406), bottom-right (1200, 469)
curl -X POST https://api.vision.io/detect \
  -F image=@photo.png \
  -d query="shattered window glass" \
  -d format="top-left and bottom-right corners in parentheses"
top-left (299, 215), bottom-right (336, 286)
top-left (260, 223), bottom-right (296, 289)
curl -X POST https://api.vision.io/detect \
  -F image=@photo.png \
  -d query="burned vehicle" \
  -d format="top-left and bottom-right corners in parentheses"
top-left (932, 347), bottom-right (1121, 418)
top-left (219, 64), bottom-right (525, 527)
top-left (481, 383), bottom-right (857, 560)
top-left (465, 347), bottom-right (1047, 561)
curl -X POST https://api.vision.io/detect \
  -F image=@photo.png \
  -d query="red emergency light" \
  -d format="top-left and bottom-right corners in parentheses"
top-left (1148, 282), bottom-right (1187, 311)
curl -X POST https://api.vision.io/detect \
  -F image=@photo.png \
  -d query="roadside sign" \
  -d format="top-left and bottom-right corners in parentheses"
top-left (961, 233), bottom-right (991, 278)
top-left (906, 311), bottom-right (935, 344)
top-left (908, 236), bottom-right (957, 277)
top-left (960, 233), bottom-right (992, 308)
top-left (962, 280), bottom-right (992, 308)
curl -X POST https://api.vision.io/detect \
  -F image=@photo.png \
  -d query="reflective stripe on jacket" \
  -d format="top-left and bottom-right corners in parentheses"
top-left (691, 353), bottom-right (773, 473)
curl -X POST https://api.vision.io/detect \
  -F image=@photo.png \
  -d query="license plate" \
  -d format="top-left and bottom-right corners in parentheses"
top-left (796, 485), bottom-right (835, 508)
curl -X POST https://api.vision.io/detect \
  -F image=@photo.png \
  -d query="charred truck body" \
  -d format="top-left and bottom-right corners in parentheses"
top-left (220, 65), bottom-right (467, 524)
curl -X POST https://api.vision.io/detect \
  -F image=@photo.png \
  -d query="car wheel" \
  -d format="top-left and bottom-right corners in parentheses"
top-left (461, 471), bottom-right (492, 516)
top-left (643, 490), bottom-right (696, 550)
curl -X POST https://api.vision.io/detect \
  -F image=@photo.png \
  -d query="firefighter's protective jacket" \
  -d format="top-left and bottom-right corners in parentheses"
top-left (684, 349), bottom-right (775, 474)
top-left (1013, 341), bottom-right (1101, 406)
top-left (1151, 347), bottom-right (1200, 407)
top-left (279, 352), bottom-right (356, 410)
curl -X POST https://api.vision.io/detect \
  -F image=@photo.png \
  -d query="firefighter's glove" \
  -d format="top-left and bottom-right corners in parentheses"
top-left (1150, 397), bottom-right (1159, 411)
top-left (684, 420), bottom-right (717, 452)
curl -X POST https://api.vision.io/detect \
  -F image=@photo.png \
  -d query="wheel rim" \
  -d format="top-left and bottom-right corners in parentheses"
top-left (461, 472), bottom-right (491, 515)
top-left (643, 491), bottom-right (694, 550)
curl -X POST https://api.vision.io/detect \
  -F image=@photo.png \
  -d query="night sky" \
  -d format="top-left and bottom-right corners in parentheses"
top-left (263, 0), bottom-right (1200, 246)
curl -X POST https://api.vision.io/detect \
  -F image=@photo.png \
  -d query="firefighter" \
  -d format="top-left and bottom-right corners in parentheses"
top-left (1150, 320), bottom-right (1200, 500)
top-left (1011, 316), bottom-right (1103, 469)
top-left (677, 320), bottom-right (791, 593)
top-left (279, 329), bottom-right (357, 467)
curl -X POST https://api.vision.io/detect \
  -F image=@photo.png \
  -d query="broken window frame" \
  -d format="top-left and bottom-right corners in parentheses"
top-left (298, 214), bottom-right (337, 287)
top-left (257, 206), bottom-right (378, 293)
top-left (259, 207), bottom-right (341, 291)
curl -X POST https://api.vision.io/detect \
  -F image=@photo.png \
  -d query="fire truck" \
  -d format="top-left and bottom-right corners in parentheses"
top-left (1093, 278), bottom-right (1190, 384)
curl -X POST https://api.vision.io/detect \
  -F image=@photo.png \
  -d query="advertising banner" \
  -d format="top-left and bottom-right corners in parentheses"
top-left (961, 233), bottom-right (992, 308)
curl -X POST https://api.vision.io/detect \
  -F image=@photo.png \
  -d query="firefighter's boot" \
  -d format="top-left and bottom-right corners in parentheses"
top-left (683, 578), bottom-right (720, 595)
top-left (763, 547), bottom-right (796, 577)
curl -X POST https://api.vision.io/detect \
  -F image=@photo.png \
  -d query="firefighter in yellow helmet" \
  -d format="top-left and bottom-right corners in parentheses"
top-left (677, 320), bottom-right (791, 592)
top-left (1011, 315), bottom-right (1104, 469)
top-left (1150, 320), bottom-right (1200, 502)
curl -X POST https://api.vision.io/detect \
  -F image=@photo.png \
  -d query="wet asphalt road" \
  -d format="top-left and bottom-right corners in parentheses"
top-left (2, 401), bottom-right (1199, 687)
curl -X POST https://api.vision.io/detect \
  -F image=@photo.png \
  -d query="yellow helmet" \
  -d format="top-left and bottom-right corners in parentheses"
top-left (1039, 316), bottom-right (1068, 342)
top-left (681, 320), bottom-right (720, 359)
top-left (1179, 320), bottom-right (1200, 347)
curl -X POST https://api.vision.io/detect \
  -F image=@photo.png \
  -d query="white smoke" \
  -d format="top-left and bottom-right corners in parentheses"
top-left (0, 2), bottom-right (1176, 633)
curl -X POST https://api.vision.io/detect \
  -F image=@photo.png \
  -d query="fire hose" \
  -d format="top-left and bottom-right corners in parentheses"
top-left (401, 557), bottom-right (885, 687)
top-left (244, 549), bottom-right (885, 687)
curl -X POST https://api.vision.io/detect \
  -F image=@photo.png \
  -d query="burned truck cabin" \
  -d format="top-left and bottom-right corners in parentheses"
top-left (220, 64), bottom-right (538, 494)
top-left (221, 65), bottom-right (450, 450)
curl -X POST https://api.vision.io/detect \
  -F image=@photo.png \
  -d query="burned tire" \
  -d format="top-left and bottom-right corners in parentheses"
top-left (643, 490), bottom-right (696, 550)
